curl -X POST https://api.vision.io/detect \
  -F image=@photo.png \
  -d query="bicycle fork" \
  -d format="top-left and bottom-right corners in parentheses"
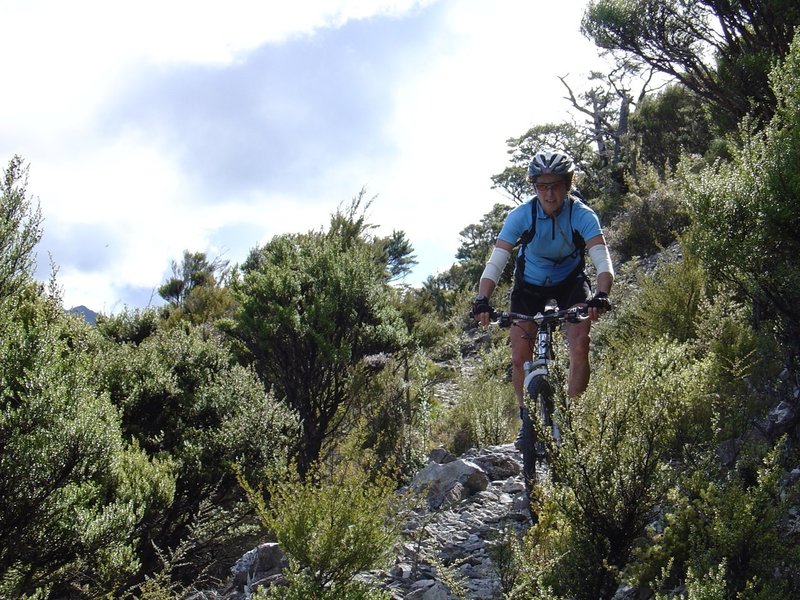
top-left (523, 360), bottom-right (563, 445)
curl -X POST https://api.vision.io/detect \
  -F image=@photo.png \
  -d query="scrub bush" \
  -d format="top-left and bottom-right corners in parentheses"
top-left (0, 290), bottom-right (173, 597)
top-left (516, 337), bottom-right (715, 598)
top-left (243, 463), bottom-right (405, 600)
top-left (98, 324), bottom-right (298, 585)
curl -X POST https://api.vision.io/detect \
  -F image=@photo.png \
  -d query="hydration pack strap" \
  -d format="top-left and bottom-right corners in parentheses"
top-left (513, 195), bottom-right (585, 287)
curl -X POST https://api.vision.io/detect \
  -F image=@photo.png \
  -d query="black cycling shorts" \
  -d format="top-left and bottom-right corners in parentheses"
top-left (510, 270), bottom-right (591, 316)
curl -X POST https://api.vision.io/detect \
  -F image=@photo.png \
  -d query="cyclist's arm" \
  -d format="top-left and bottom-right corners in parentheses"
top-left (473, 239), bottom-right (513, 325)
top-left (481, 202), bottom-right (531, 298)
top-left (585, 236), bottom-right (613, 321)
top-left (585, 235), bottom-right (614, 292)
top-left (478, 239), bottom-right (514, 299)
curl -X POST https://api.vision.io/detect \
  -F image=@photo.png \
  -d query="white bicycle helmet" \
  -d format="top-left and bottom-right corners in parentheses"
top-left (526, 149), bottom-right (575, 183)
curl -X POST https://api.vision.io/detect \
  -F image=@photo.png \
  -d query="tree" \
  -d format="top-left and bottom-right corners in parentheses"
top-left (628, 83), bottom-right (715, 175)
top-left (582, 0), bottom-right (800, 129)
top-left (559, 65), bottom-right (660, 195)
top-left (377, 229), bottom-right (418, 283)
top-left (329, 189), bottom-right (418, 283)
top-left (491, 123), bottom-right (591, 203)
top-left (159, 250), bottom-right (229, 305)
top-left (454, 203), bottom-right (513, 290)
top-left (683, 30), bottom-right (800, 352)
top-left (230, 222), bottom-right (408, 477)
top-left (328, 188), bottom-right (378, 246)
top-left (158, 250), bottom-right (235, 324)
top-left (0, 155), bottom-right (42, 300)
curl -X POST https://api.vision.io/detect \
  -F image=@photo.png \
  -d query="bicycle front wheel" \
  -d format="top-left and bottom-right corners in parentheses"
top-left (518, 375), bottom-right (551, 489)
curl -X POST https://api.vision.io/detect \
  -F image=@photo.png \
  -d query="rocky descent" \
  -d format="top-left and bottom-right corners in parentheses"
top-left (210, 443), bottom-right (534, 600)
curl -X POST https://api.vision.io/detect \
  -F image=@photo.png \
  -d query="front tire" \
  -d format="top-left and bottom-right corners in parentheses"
top-left (516, 402), bottom-right (537, 492)
top-left (518, 375), bottom-right (554, 518)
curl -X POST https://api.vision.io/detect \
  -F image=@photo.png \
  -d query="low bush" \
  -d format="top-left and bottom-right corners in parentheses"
top-left (516, 337), bottom-right (715, 598)
top-left (637, 442), bottom-right (800, 598)
top-left (98, 324), bottom-right (298, 586)
top-left (242, 462), bottom-right (406, 600)
top-left (434, 370), bottom-right (518, 456)
top-left (606, 167), bottom-right (690, 262)
top-left (0, 291), bottom-right (173, 597)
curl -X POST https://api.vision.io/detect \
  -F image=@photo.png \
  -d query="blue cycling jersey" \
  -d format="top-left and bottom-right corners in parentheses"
top-left (497, 196), bottom-right (602, 286)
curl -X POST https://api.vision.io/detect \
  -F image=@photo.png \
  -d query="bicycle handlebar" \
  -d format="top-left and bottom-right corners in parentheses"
top-left (491, 305), bottom-right (590, 328)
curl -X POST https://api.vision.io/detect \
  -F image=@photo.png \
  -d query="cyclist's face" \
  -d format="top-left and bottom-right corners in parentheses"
top-left (534, 175), bottom-right (568, 215)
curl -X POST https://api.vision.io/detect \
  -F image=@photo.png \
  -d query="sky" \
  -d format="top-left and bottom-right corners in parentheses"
top-left (2, 0), bottom-right (613, 314)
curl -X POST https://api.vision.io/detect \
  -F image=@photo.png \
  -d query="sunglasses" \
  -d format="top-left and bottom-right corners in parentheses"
top-left (533, 181), bottom-right (565, 193)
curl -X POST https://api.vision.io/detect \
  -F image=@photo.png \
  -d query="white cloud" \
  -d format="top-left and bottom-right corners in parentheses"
top-left (360, 1), bottom-right (611, 277)
top-left (3, 0), bottom-right (622, 311)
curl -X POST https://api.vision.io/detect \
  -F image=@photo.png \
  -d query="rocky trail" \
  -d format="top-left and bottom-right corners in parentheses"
top-left (215, 442), bottom-right (535, 600)
top-left (193, 321), bottom-right (532, 600)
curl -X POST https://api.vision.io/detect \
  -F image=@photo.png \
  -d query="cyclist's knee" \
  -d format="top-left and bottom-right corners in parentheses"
top-left (511, 353), bottom-right (529, 372)
top-left (511, 344), bottom-right (532, 371)
top-left (569, 330), bottom-right (591, 357)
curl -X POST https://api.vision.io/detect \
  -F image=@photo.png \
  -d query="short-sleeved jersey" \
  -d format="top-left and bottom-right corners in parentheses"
top-left (497, 195), bottom-right (602, 286)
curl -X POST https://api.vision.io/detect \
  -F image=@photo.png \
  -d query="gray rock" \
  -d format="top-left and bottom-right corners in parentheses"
top-left (405, 581), bottom-right (452, 600)
top-left (463, 444), bottom-right (521, 480)
top-left (230, 542), bottom-right (286, 592)
top-left (429, 447), bottom-right (457, 464)
top-left (411, 459), bottom-right (489, 509)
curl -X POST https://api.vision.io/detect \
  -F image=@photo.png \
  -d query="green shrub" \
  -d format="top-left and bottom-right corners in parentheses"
top-left (434, 370), bottom-right (518, 456)
top-left (486, 526), bottom-right (524, 597)
top-left (516, 337), bottom-right (715, 598)
top-left (0, 291), bottom-right (173, 597)
top-left (510, 493), bottom-right (578, 600)
top-left (98, 324), bottom-right (298, 585)
top-left (393, 286), bottom-right (450, 352)
top-left (596, 257), bottom-right (781, 444)
top-left (0, 155), bottom-right (43, 300)
top-left (242, 463), bottom-right (404, 600)
top-left (253, 571), bottom-right (391, 600)
top-left (682, 31), bottom-right (800, 350)
top-left (343, 349), bottom-right (434, 482)
top-left (606, 166), bottom-right (690, 262)
top-left (598, 253), bottom-right (707, 354)
top-left (693, 296), bottom-right (782, 439)
top-left (634, 442), bottom-right (800, 598)
top-left (96, 307), bottom-right (162, 345)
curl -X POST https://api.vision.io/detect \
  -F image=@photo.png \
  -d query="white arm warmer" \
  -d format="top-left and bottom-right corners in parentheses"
top-left (588, 244), bottom-right (615, 277)
top-left (481, 247), bottom-right (511, 283)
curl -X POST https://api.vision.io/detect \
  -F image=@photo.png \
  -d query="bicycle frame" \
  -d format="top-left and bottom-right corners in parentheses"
top-left (524, 308), bottom-right (562, 444)
top-left (494, 304), bottom-right (589, 485)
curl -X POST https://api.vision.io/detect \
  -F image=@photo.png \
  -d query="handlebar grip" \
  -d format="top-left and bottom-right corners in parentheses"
top-left (468, 307), bottom-right (496, 320)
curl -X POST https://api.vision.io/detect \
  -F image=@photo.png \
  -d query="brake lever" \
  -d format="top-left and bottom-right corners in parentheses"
top-left (496, 312), bottom-right (512, 328)
top-left (565, 308), bottom-right (590, 323)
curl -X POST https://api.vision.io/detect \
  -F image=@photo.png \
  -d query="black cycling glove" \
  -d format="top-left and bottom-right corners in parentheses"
top-left (470, 295), bottom-right (492, 318)
top-left (587, 291), bottom-right (612, 311)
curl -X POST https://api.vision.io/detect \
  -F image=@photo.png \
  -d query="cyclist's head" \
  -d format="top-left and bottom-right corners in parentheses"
top-left (526, 149), bottom-right (575, 189)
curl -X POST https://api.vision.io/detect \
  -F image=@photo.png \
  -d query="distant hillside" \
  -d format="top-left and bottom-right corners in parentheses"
top-left (67, 305), bottom-right (98, 325)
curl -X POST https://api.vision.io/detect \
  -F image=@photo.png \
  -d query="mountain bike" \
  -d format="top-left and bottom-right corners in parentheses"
top-left (492, 303), bottom-right (590, 500)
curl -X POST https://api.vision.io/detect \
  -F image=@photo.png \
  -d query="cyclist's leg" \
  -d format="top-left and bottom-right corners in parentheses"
top-left (509, 281), bottom-right (545, 406)
top-left (565, 318), bottom-right (591, 397)
top-left (515, 404), bottom-right (537, 483)
top-left (510, 319), bottom-right (536, 406)
top-left (559, 272), bottom-right (593, 397)
top-left (510, 321), bottom-right (539, 504)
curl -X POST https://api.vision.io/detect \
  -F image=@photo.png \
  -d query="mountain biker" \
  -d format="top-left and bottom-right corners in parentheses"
top-left (472, 147), bottom-right (614, 408)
